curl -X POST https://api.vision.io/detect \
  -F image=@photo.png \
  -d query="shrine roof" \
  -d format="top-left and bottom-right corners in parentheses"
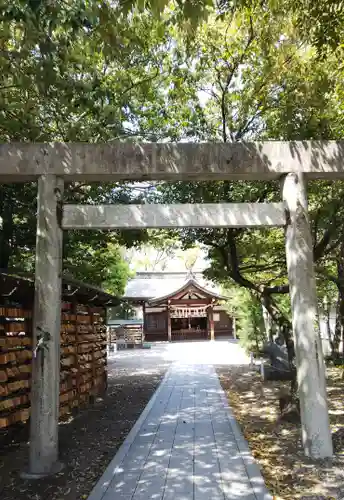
top-left (123, 271), bottom-right (226, 302)
top-left (0, 269), bottom-right (119, 307)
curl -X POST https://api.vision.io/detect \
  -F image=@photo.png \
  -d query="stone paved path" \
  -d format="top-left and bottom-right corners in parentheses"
top-left (88, 363), bottom-right (272, 500)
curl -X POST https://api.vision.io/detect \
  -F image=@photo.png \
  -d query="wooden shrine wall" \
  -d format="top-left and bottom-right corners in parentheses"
top-left (0, 300), bottom-right (107, 429)
top-left (214, 311), bottom-right (233, 337)
top-left (144, 311), bottom-right (167, 341)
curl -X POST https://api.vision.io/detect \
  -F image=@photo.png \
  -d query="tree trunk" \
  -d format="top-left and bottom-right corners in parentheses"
top-left (261, 296), bottom-right (273, 342)
top-left (332, 293), bottom-right (342, 358)
top-left (325, 301), bottom-right (332, 354)
top-left (336, 242), bottom-right (344, 359)
top-left (261, 291), bottom-right (294, 360)
top-left (0, 185), bottom-right (13, 269)
top-left (338, 290), bottom-right (344, 360)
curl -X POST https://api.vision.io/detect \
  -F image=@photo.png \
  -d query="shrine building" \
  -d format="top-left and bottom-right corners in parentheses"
top-left (123, 271), bottom-right (234, 342)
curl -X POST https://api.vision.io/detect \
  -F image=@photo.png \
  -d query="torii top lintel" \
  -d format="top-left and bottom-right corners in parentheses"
top-left (1, 141), bottom-right (344, 182)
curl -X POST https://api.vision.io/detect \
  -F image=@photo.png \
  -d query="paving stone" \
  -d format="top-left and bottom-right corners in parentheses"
top-left (222, 493), bottom-right (256, 500)
top-left (87, 361), bottom-right (272, 500)
top-left (168, 458), bottom-right (194, 474)
top-left (149, 444), bottom-right (173, 457)
top-left (164, 476), bottom-right (194, 497)
top-left (121, 449), bottom-right (150, 466)
top-left (133, 489), bottom-right (164, 500)
top-left (107, 471), bottom-right (141, 496)
top-left (194, 482), bottom-right (225, 500)
top-left (142, 461), bottom-right (169, 476)
top-left (155, 428), bottom-right (177, 438)
top-left (134, 472), bottom-right (166, 498)
top-left (163, 492), bottom-right (193, 500)
top-left (102, 491), bottom-right (133, 500)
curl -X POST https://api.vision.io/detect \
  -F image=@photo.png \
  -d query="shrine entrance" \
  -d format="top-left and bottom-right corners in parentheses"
top-left (171, 316), bottom-right (208, 341)
top-left (0, 141), bottom-right (341, 473)
top-left (170, 305), bottom-right (209, 342)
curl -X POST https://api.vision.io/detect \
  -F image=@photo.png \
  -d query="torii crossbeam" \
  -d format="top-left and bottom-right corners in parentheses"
top-left (0, 141), bottom-right (344, 181)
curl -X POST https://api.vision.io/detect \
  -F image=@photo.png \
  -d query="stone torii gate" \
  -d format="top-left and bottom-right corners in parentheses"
top-left (1, 140), bottom-right (343, 476)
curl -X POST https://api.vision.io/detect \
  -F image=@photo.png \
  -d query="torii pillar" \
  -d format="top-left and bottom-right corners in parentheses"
top-left (24, 175), bottom-right (64, 477)
top-left (282, 173), bottom-right (332, 459)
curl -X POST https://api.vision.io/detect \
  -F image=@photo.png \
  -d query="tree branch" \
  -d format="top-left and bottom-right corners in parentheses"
top-left (218, 15), bottom-right (255, 142)
top-left (220, 232), bottom-right (258, 290)
top-left (117, 67), bottom-right (162, 101)
top-left (313, 216), bottom-right (340, 261)
top-left (234, 50), bottom-right (302, 140)
top-left (316, 268), bottom-right (340, 286)
top-left (238, 261), bottom-right (285, 273)
top-left (265, 284), bottom-right (289, 294)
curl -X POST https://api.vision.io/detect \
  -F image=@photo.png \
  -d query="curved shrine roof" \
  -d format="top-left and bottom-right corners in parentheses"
top-left (123, 271), bottom-right (226, 302)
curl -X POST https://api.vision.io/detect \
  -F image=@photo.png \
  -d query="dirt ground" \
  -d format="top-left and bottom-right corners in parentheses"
top-left (0, 357), bottom-right (168, 500)
top-left (217, 365), bottom-right (344, 500)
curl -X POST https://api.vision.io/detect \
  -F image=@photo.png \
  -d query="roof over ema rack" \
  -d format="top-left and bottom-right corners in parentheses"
top-left (0, 270), bottom-right (120, 307)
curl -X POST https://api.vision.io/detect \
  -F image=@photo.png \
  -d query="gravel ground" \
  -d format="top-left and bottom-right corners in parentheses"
top-left (217, 364), bottom-right (344, 500)
top-left (0, 350), bottom-right (170, 500)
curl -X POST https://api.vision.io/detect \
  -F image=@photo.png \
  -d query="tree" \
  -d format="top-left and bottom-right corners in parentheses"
top-left (0, 0), bottom-right (190, 286)
top-left (125, 231), bottom-right (181, 271)
top-left (151, 6), bottom-right (344, 350)
top-left (281, 0), bottom-right (344, 54)
top-left (225, 286), bottom-right (265, 353)
top-left (118, 0), bottom-right (344, 55)
top-left (64, 242), bottom-right (131, 294)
